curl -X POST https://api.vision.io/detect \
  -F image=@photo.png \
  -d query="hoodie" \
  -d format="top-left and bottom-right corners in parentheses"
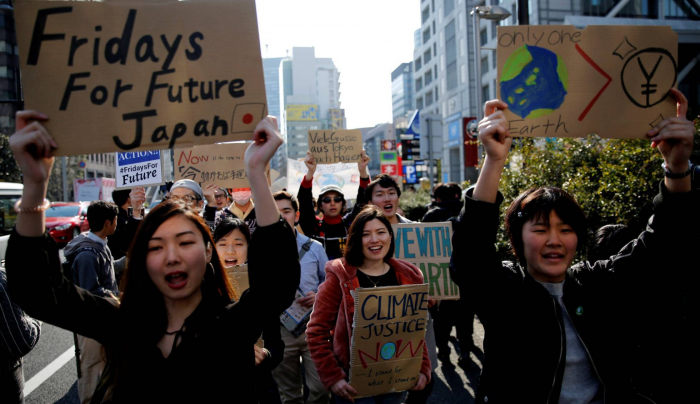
top-left (64, 233), bottom-right (119, 297)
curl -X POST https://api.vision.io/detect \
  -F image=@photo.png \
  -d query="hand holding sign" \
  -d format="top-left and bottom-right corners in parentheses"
top-left (478, 100), bottom-right (512, 164)
top-left (358, 150), bottom-right (370, 178)
top-left (308, 130), bottom-right (363, 164)
top-left (304, 151), bottom-right (317, 180)
top-left (9, 111), bottom-right (55, 187)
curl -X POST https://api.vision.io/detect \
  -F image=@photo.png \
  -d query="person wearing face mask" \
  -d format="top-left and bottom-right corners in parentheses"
top-left (298, 150), bottom-right (370, 260)
top-left (204, 187), bottom-right (259, 234)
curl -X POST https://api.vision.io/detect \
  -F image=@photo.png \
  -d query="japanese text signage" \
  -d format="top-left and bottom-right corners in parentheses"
top-left (175, 143), bottom-right (253, 189)
top-left (307, 130), bottom-right (363, 164)
top-left (115, 151), bottom-right (163, 189)
top-left (15, 0), bottom-right (267, 156)
top-left (392, 222), bottom-right (459, 300)
top-left (497, 25), bottom-right (677, 138)
top-left (349, 284), bottom-right (429, 398)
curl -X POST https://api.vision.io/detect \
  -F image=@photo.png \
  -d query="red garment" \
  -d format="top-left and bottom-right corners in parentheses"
top-left (307, 257), bottom-right (432, 390)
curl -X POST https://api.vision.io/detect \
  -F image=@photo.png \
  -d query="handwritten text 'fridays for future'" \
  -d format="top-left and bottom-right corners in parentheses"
top-left (28, 8), bottom-right (247, 150)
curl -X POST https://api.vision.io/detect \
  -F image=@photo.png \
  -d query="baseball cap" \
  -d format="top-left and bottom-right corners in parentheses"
top-left (319, 184), bottom-right (344, 199)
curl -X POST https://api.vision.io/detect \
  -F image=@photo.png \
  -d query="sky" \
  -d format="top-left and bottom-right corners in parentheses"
top-left (255, 0), bottom-right (421, 129)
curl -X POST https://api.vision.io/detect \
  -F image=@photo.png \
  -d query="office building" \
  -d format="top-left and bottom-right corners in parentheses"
top-left (392, 62), bottom-right (415, 127)
top-left (363, 123), bottom-right (396, 175)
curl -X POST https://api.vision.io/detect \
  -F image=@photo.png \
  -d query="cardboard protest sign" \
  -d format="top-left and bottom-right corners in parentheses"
top-left (115, 151), bottom-right (164, 189)
top-left (15, 0), bottom-right (267, 156)
top-left (174, 143), bottom-right (253, 189)
top-left (497, 25), bottom-right (677, 138)
top-left (224, 264), bottom-right (249, 294)
top-left (286, 158), bottom-right (362, 199)
top-left (349, 284), bottom-right (429, 398)
top-left (308, 130), bottom-right (363, 164)
top-left (392, 222), bottom-right (459, 300)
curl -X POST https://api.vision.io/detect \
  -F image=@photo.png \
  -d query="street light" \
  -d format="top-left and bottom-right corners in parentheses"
top-left (471, 5), bottom-right (511, 121)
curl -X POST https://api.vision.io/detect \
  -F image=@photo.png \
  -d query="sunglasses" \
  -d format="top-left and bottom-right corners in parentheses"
top-left (322, 196), bottom-right (343, 204)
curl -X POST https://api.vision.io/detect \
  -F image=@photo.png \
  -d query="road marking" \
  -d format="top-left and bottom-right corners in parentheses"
top-left (24, 346), bottom-right (76, 397)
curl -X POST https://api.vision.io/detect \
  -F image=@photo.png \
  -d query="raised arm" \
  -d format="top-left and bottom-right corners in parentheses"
top-left (297, 151), bottom-right (318, 237)
top-left (246, 117), bottom-right (283, 227)
top-left (6, 111), bottom-right (118, 344)
top-left (473, 100), bottom-right (512, 203)
top-left (344, 151), bottom-right (371, 224)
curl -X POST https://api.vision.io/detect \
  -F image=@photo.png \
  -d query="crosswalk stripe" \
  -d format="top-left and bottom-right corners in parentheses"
top-left (24, 346), bottom-right (76, 397)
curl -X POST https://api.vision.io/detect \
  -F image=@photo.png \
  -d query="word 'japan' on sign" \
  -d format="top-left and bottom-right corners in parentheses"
top-left (349, 284), bottom-right (429, 398)
top-left (14, 0), bottom-right (267, 156)
top-left (392, 222), bottom-right (459, 300)
top-left (497, 25), bottom-right (677, 139)
top-left (308, 130), bottom-right (363, 164)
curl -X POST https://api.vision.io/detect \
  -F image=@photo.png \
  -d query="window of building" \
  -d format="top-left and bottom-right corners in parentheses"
top-left (493, 53), bottom-right (497, 69)
top-left (433, 43), bottom-right (437, 57)
top-left (424, 49), bottom-right (432, 64)
top-left (481, 56), bottom-right (489, 76)
top-left (416, 77), bottom-right (423, 92)
top-left (480, 29), bottom-right (487, 46)
top-left (425, 90), bottom-right (434, 106)
top-left (434, 65), bottom-right (438, 79)
top-left (415, 57), bottom-right (422, 71)
top-left (445, 19), bottom-right (457, 90)
top-left (422, 6), bottom-right (430, 23)
top-left (423, 28), bottom-right (431, 43)
top-left (417, 97), bottom-right (424, 110)
top-left (482, 84), bottom-right (490, 103)
top-left (444, 0), bottom-right (455, 16)
top-left (492, 21), bottom-right (498, 39)
top-left (512, 4), bottom-right (517, 25)
top-left (425, 70), bottom-right (433, 86)
top-left (432, 20), bottom-right (436, 35)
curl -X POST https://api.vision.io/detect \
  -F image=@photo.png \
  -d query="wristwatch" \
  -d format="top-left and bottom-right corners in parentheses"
top-left (661, 160), bottom-right (692, 179)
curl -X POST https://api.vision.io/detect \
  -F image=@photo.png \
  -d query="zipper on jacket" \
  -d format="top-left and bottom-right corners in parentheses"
top-left (547, 297), bottom-right (564, 404)
top-left (560, 298), bottom-right (607, 403)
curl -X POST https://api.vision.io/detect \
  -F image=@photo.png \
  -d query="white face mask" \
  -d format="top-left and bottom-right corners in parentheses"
top-left (231, 190), bottom-right (252, 206)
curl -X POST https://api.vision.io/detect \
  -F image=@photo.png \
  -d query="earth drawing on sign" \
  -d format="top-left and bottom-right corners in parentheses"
top-left (500, 45), bottom-right (569, 119)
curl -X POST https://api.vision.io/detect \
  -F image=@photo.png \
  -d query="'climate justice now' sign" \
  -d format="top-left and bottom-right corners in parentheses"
top-left (14, 0), bottom-right (267, 156)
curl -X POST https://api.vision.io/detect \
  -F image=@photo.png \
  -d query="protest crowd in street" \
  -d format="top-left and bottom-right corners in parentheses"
top-left (1, 3), bottom-right (697, 403)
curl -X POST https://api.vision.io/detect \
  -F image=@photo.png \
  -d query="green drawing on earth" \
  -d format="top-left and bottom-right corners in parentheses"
top-left (500, 45), bottom-right (569, 119)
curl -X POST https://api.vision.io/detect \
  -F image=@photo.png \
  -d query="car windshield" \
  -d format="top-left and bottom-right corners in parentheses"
top-left (46, 206), bottom-right (81, 218)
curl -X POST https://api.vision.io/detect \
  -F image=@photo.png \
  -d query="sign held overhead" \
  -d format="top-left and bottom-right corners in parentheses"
top-left (307, 130), bottom-right (363, 164)
top-left (497, 25), bottom-right (677, 139)
top-left (14, 0), bottom-right (267, 156)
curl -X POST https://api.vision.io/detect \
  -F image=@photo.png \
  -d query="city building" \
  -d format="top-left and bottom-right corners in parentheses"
top-left (0, 0), bottom-right (20, 135)
top-left (362, 123), bottom-right (396, 176)
top-left (412, 0), bottom-right (699, 186)
top-left (277, 47), bottom-right (345, 171)
top-left (391, 62), bottom-right (415, 128)
top-left (263, 57), bottom-right (284, 172)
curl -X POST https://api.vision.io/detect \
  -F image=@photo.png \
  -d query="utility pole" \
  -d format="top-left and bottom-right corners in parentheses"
top-left (62, 156), bottom-right (68, 201)
top-left (518, 0), bottom-right (529, 25)
top-left (427, 116), bottom-right (433, 187)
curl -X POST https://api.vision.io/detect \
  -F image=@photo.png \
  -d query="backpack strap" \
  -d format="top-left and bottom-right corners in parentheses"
top-left (298, 238), bottom-right (314, 262)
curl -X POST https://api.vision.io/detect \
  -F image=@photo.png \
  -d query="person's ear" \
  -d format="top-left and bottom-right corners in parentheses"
top-left (294, 210), bottom-right (300, 224)
top-left (206, 242), bottom-right (213, 262)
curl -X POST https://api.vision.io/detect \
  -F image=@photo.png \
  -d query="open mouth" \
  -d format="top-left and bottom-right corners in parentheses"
top-left (224, 258), bottom-right (238, 267)
top-left (542, 253), bottom-right (565, 261)
top-left (165, 271), bottom-right (188, 289)
top-left (368, 246), bottom-right (383, 253)
top-left (383, 204), bottom-right (393, 212)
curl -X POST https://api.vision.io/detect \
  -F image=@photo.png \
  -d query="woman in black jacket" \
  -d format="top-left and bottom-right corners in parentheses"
top-left (5, 113), bottom-right (300, 403)
top-left (450, 90), bottom-right (697, 404)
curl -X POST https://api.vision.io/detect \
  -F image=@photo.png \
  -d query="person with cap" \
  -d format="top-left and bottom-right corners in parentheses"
top-left (298, 150), bottom-right (370, 260)
top-left (160, 179), bottom-right (205, 215)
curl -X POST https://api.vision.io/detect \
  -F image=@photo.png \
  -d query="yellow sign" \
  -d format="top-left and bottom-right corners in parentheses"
top-left (286, 104), bottom-right (319, 121)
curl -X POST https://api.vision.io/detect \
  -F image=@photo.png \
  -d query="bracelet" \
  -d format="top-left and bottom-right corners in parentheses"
top-left (661, 160), bottom-right (692, 179)
top-left (14, 198), bottom-right (51, 213)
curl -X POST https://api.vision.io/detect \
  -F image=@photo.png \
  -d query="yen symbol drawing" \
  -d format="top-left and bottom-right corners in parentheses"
top-left (621, 48), bottom-right (677, 109)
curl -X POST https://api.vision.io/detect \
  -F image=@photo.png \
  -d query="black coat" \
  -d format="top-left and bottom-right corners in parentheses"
top-left (450, 184), bottom-right (697, 403)
top-left (7, 218), bottom-right (300, 403)
top-left (421, 199), bottom-right (463, 223)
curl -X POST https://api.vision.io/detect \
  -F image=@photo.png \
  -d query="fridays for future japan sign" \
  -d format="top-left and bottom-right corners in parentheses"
top-left (14, 0), bottom-right (267, 156)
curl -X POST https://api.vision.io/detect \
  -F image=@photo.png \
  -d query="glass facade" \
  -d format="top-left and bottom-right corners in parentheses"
top-left (391, 63), bottom-right (414, 120)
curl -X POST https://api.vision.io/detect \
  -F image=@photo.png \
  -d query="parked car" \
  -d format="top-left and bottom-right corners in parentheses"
top-left (46, 202), bottom-right (90, 244)
top-left (0, 182), bottom-right (23, 236)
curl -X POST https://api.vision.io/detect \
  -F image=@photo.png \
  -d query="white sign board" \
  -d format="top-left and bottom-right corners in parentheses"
top-left (286, 158), bottom-right (361, 200)
top-left (115, 151), bottom-right (164, 189)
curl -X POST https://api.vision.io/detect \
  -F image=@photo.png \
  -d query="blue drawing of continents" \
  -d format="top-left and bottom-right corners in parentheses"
top-left (500, 45), bottom-right (568, 119)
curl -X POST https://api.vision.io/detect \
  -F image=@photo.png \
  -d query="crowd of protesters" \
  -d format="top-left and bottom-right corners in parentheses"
top-left (1, 88), bottom-right (696, 404)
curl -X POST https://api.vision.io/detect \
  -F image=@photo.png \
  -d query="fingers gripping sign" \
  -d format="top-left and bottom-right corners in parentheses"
top-left (10, 111), bottom-right (56, 185)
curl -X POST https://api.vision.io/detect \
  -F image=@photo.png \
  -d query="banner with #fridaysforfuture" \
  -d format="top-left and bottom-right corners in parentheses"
top-left (307, 130), bottom-right (363, 164)
top-left (497, 25), bottom-right (677, 139)
top-left (392, 222), bottom-right (459, 300)
top-left (14, 0), bottom-right (267, 156)
top-left (349, 284), bottom-right (429, 398)
top-left (115, 151), bottom-right (164, 189)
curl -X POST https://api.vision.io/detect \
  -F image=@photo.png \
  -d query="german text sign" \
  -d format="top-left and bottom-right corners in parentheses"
top-left (308, 130), bottom-right (363, 164)
top-left (175, 143), bottom-right (251, 189)
top-left (392, 222), bottom-right (459, 300)
top-left (497, 25), bottom-right (677, 139)
top-left (15, 0), bottom-right (267, 156)
top-left (115, 151), bottom-right (163, 189)
top-left (349, 284), bottom-right (429, 398)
